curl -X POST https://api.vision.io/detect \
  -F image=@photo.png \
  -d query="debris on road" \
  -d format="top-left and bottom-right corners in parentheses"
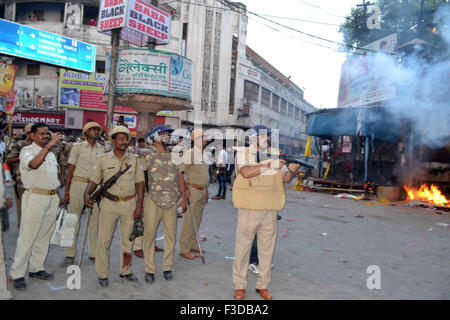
top-left (200, 236), bottom-right (207, 241)
top-left (287, 220), bottom-right (297, 222)
top-left (334, 193), bottom-right (365, 200)
top-left (436, 223), bottom-right (449, 228)
top-left (156, 236), bottom-right (164, 241)
top-left (214, 234), bottom-right (221, 238)
top-left (340, 258), bottom-right (348, 263)
top-left (354, 215), bottom-right (365, 218)
top-left (428, 228), bottom-right (434, 232)
top-left (224, 256), bottom-right (235, 260)
top-left (322, 249), bottom-right (333, 253)
top-left (322, 232), bottom-right (327, 236)
top-left (282, 234), bottom-right (289, 238)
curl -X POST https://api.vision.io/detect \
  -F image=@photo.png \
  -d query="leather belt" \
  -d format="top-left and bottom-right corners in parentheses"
top-left (104, 191), bottom-right (135, 202)
top-left (187, 183), bottom-right (206, 191)
top-left (73, 176), bottom-right (89, 183)
top-left (27, 188), bottom-right (58, 195)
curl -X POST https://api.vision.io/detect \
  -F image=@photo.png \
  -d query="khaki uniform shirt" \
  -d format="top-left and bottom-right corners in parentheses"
top-left (178, 147), bottom-right (210, 187)
top-left (6, 138), bottom-right (29, 181)
top-left (68, 140), bottom-right (105, 178)
top-left (91, 151), bottom-right (144, 198)
top-left (19, 143), bottom-right (60, 190)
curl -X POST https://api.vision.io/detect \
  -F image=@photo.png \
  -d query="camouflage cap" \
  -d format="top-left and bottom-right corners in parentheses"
top-left (110, 125), bottom-right (131, 141)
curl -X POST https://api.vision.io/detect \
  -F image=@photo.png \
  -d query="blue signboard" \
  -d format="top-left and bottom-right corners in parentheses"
top-left (0, 19), bottom-right (96, 73)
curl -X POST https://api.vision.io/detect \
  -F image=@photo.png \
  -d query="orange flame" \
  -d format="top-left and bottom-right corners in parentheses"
top-left (404, 184), bottom-right (449, 207)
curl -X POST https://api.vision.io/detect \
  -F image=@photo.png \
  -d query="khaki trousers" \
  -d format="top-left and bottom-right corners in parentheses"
top-left (65, 180), bottom-right (100, 258)
top-left (143, 197), bottom-right (177, 274)
top-left (95, 198), bottom-right (135, 279)
top-left (179, 185), bottom-right (206, 254)
top-left (133, 236), bottom-right (143, 251)
top-left (232, 209), bottom-right (278, 290)
top-left (0, 228), bottom-right (12, 300)
top-left (10, 192), bottom-right (59, 279)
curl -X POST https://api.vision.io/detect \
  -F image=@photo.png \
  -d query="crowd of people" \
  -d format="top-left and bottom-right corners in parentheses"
top-left (0, 109), bottom-right (303, 300)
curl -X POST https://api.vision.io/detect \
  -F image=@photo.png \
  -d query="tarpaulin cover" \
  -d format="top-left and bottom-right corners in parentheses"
top-left (306, 107), bottom-right (404, 143)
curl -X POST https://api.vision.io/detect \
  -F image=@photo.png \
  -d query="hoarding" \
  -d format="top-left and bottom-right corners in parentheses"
top-left (114, 48), bottom-right (192, 101)
top-left (0, 62), bottom-right (17, 95)
top-left (126, 0), bottom-right (171, 44)
top-left (98, 0), bottom-right (128, 31)
top-left (0, 19), bottom-right (96, 73)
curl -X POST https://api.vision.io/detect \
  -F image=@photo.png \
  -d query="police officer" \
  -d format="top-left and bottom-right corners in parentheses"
top-left (178, 129), bottom-right (210, 259)
top-left (140, 125), bottom-right (187, 283)
top-left (6, 123), bottom-right (33, 228)
top-left (133, 138), bottom-right (164, 258)
top-left (10, 123), bottom-right (62, 290)
top-left (62, 122), bottom-right (105, 266)
top-left (84, 126), bottom-right (144, 287)
top-left (232, 125), bottom-right (300, 300)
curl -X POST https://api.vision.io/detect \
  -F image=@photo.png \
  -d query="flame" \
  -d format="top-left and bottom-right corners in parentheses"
top-left (404, 184), bottom-right (449, 207)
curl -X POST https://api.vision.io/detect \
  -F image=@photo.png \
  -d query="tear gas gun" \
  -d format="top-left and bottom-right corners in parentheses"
top-left (256, 152), bottom-right (315, 179)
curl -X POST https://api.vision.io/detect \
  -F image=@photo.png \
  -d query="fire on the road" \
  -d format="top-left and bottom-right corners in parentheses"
top-left (404, 184), bottom-right (449, 207)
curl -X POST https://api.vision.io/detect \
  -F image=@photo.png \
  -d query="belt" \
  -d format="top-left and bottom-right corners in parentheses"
top-left (27, 188), bottom-right (58, 195)
top-left (73, 176), bottom-right (89, 183)
top-left (104, 191), bottom-right (135, 202)
top-left (187, 183), bottom-right (206, 191)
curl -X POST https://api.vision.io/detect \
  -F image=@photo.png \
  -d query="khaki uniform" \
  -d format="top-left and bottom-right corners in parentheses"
top-left (65, 140), bottom-right (105, 258)
top-left (132, 153), bottom-right (148, 252)
top-left (91, 151), bottom-right (144, 279)
top-left (6, 138), bottom-right (30, 228)
top-left (178, 147), bottom-right (210, 254)
top-left (143, 147), bottom-right (180, 274)
top-left (232, 148), bottom-right (287, 290)
top-left (10, 143), bottom-right (60, 280)
top-left (0, 164), bottom-right (12, 300)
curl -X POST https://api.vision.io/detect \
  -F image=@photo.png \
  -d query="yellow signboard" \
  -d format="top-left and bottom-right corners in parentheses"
top-left (0, 62), bottom-right (17, 95)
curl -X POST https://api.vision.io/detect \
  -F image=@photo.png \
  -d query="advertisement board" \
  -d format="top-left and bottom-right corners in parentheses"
top-left (126, 0), bottom-right (171, 44)
top-left (98, 0), bottom-right (128, 31)
top-left (114, 48), bottom-right (192, 101)
top-left (0, 19), bottom-right (96, 73)
top-left (0, 62), bottom-right (17, 95)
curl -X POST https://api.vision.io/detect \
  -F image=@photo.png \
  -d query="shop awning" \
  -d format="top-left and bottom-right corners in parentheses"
top-left (306, 107), bottom-right (406, 143)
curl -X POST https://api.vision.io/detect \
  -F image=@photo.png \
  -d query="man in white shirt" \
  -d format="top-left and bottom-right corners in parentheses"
top-left (212, 143), bottom-right (228, 200)
top-left (10, 123), bottom-right (62, 290)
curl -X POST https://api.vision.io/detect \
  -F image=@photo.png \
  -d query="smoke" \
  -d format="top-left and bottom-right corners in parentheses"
top-left (378, 4), bottom-right (450, 149)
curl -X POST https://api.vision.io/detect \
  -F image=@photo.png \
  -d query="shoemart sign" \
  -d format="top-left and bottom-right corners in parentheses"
top-left (8, 112), bottom-right (65, 126)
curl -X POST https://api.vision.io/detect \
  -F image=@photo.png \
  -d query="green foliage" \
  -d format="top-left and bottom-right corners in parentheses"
top-left (339, 0), bottom-right (449, 59)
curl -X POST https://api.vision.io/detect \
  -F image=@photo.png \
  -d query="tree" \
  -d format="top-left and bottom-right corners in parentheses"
top-left (339, 0), bottom-right (449, 60)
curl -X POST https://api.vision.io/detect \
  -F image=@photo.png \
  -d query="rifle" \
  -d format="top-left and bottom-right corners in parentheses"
top-left (89, 163), bottom-right (132, 205)
top-left (256, 152), bottom-right (316, 179)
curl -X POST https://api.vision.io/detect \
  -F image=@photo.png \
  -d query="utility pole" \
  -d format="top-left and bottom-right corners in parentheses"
top-left (356, 0), bottom-right (375, 46)
top-left (106, 28), bottom-right (120, 131)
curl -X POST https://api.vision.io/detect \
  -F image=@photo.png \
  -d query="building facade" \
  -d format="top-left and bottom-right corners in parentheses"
top-left (0, 0), bottom-right (315, 150)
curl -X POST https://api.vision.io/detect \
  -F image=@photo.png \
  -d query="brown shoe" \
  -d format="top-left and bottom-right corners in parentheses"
top-left (212, 196), bottom-right (221, 200)
top-left (155, 245), bottom-right (164, 252)
top-left (179, 252), bottom-right (200, 259)
top-left (234, 289), bottom-right (245, 300)
top-left (221, 196), bottom-right (226, 199)
top-left (256, 288), bottom-right (272, 300)
top-left (134, 249), bottom-right (144, 258)
top-left (191, 248), bottom-right (206, 253)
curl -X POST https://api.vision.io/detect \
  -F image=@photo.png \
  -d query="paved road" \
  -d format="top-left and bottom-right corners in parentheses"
top-left (2, 182), bottom-right (449, 300)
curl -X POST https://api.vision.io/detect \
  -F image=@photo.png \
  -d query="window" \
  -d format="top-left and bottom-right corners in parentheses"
top-left (83, 5), bottom-right (99, 26)
top-left (261, 87), bottom-right (270, 108)
top-left (27, 64), bottom-right (40, 76)
top-left (244, 80), bottom-right (259, 103)
top-left (16, 2), bottom-right (65, 23)
top-left (288, 103), bottom-right (294, 117)
top-left (271, 94), bottom-right (279, 111)
top-left (280, 99), bottom-right (287, 114)
top-left (0, 5), bottom-right (5, 19)
top-left (296, 107), bottom-right (301, 120)
top-left (182, 23), bottom-right (188, 56)
top-left (96, 60), bottom-right (105, 74)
